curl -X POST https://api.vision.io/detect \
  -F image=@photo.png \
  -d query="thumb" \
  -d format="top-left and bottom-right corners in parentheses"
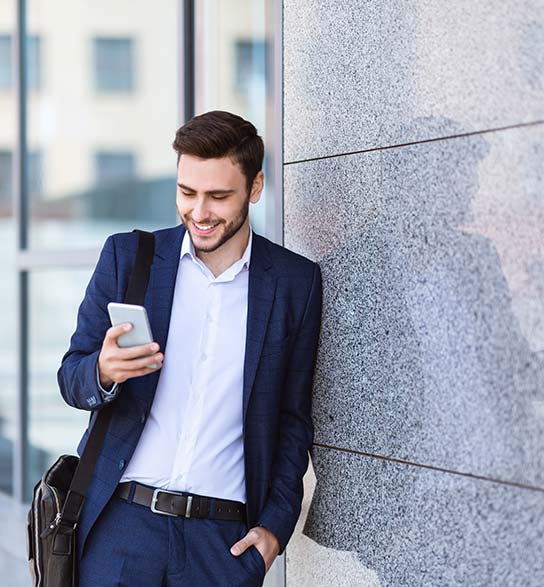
top-left (230, 532), bottom-right (255, 556)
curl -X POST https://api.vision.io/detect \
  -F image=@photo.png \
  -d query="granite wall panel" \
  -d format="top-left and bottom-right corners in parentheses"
top-left (284, 0), bottom-right (544, 162)
top-left (286, 447), bottom-right (544, 587)
top-left (284, 122), bottom-right (544, 489)
top-left (283, 2), bottom-right (544, 585)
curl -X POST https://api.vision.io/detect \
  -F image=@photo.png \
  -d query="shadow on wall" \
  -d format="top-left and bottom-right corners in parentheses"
top-left (301, 116), bottom-right (544, 585)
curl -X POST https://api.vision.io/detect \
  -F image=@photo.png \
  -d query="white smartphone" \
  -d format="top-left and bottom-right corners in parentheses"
top-left (107, 302), bottom-right (158, 368)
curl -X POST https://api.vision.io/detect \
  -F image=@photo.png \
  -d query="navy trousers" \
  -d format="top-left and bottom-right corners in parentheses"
top-left (78, 493), bottom-right (266, 586)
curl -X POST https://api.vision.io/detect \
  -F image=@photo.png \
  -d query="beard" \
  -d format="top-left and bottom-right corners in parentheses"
top-left (183, 195), bottom-right (250, 254)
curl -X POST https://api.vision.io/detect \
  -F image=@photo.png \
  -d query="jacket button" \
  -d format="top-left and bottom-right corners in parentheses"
top-left (118, 459), bottom-right (126, 470)
top-left (140, 413), bottom-right (146, 424)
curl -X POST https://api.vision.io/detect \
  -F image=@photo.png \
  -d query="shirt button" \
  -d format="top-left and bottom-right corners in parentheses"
top-left (118, 459), bottom-right (126, 471)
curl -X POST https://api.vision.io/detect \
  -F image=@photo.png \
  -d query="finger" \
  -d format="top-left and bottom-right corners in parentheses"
top-left (230, 533), bottom-right (256, 556)
top-left (104, 323), bottom-right (133, 344)
top-left (129, 365), bottom-right (163, 377)
top-left (115, 342), bottom-right (161, 360)
top-left (105, 325), bottom-right (160, 357)
top-left (117, 353), bottom-right (163, 371)
top-left (116, 364), bottom-right (163, 381)
top-left (104, 325), bottom-right (162, 359)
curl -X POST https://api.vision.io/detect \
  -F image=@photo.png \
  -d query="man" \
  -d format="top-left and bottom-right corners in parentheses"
top-left (58, 110), bottom-right (322, 586)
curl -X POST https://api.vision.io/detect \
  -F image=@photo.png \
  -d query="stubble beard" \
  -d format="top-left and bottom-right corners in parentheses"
top-left (186, 196), bottom-right (250, 254)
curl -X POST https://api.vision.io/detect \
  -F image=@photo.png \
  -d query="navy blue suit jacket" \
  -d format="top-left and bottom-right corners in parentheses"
top-left (57, 223), bottom-right (322, 559)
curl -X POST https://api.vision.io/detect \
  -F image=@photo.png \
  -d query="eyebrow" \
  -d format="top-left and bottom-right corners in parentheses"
top-left (177, 182), bottom-right (235, 195)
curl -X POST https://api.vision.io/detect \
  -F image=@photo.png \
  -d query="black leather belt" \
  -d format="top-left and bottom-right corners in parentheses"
top-left (114, 481), bottom-right (247, 522)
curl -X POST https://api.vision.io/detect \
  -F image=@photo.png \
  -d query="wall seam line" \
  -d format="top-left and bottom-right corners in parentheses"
top-left (285, 119), bottom-right (544, 166)
top-left (312, 442), bottom-right (544, 493)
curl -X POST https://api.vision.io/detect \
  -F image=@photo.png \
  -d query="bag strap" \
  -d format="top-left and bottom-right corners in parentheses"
top-left (57, 229), bottom-right (155, 532)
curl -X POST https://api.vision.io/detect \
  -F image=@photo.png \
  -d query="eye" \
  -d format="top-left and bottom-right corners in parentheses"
top-left (181, 192), bottom-right (194, 197)
top-left (212, 195), bottom-right (228, 200)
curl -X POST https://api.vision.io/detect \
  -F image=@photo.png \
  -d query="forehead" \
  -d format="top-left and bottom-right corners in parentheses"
top-left (177, 154), bottom-right (244, 186)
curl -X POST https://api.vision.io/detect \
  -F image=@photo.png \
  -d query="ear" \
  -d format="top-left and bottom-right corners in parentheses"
top-left (249, 171), bottom-right (265, 204)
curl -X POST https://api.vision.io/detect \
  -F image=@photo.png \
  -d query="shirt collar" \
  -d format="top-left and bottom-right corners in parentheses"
top-left (180, 224), bottom-right (253, 276)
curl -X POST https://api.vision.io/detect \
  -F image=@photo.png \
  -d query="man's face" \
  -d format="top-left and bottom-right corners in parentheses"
top-left (176, 154), bottom-right (260, 253)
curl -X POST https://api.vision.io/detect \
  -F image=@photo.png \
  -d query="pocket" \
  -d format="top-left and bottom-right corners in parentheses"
top-left (247, 544), bottom-right (266, 576)
top-left (233, 522), bottom-right (266, 578)
top-left (203, 518), bottom-right (248, 558)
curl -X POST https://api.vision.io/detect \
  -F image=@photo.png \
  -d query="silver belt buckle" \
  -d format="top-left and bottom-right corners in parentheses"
top-left (151, 488), bottom-right (193, 518)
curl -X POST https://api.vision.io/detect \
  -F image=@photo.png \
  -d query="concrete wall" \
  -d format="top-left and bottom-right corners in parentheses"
top-left (283, 1), bottom-right (544, 585)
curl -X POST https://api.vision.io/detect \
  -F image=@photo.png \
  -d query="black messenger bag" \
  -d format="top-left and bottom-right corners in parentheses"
top-left (26, 229), bottom-right (155, 586)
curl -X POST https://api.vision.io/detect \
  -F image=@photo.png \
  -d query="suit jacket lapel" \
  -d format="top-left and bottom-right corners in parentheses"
top-left (243, 233), bottom-right (276, 426)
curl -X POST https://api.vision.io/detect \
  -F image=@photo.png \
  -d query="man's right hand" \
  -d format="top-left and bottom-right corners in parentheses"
top-left (97, 323), bottom-right (164, 389)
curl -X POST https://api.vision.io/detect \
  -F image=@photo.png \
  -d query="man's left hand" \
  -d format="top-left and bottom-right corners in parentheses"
top-left (230, 526), bottom-right (280, 574)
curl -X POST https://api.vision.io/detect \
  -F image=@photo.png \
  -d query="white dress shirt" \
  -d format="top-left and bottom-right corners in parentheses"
top-left (118, 226), bottom-right (252, 503)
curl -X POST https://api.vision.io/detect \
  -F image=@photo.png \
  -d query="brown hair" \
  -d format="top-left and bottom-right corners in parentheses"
top-left (172, 110), bottom-right (264, 195)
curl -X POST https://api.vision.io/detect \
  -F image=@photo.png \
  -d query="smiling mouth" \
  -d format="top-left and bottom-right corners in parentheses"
top-left (192, 221), bottom-right (220, 235)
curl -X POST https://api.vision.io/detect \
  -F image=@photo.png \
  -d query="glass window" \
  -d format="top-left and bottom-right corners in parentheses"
top-left (26, 269), bottom-right (93, 500)
top-left (0, 34), bottom-right (12, 90)
top-left (94, 38), bottom-right (135, 93)
top-left (0, 218), bottom-right (15, 495)
top-left (25, 1), bottom-right (180, 250)
top-left (27, 34), bottom-right (42, 91)
top-left (194, 0), bottom-right (272, 237)
top-left (95, 150), bottom-right (136, 183)
top-left (233, 39), bottom-right (266, 95)
top-left (0, 150), bottom-right (45, 212)
top-left (0, 34), bottom-right (42, 91)
top-left (28, 150), bottom-right (43, 200)
top-left (0, 150), bottom-right (12, 208)
top-left (0, 5), bottom-right (15, 497)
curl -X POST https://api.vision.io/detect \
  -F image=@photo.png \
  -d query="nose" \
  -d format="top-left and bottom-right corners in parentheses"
top-left (191, 197), bottom-right (212, 223)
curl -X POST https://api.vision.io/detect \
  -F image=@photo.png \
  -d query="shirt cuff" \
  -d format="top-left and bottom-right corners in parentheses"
top-left (96, 361), bottom-right (119, 400)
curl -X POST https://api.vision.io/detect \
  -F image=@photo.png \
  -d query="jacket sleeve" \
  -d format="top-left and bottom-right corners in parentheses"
top-left (57, 234), bottom-right (120, 411)
top-left (256, 261), bottom-right (323, 554)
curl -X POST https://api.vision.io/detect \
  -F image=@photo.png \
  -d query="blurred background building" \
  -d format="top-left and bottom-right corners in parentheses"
top-left (0, 1), bottom-right (282, 584)
top-left (1, 1), bottom-right (543, 586)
